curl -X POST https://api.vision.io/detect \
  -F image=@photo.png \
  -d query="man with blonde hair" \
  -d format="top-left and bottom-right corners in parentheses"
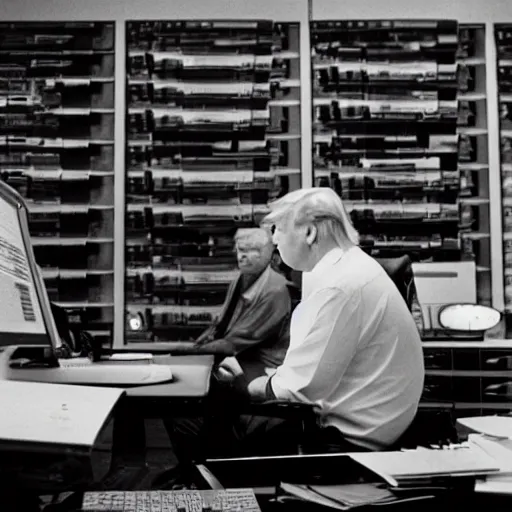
top-left (158, 189), bottom-right (424, 487)
top-left (243, 187), bottom-right (425, 451)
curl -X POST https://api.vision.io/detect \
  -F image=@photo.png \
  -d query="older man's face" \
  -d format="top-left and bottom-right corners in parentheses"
top-left (235, 241), bottom-right (271, 275)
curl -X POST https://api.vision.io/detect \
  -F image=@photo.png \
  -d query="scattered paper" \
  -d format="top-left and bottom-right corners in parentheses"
top-left (458, 416), bottom-right (512, 439)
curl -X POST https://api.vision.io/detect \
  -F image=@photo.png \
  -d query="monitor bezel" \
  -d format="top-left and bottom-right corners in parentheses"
top-left (0, 180), bottom-right (62, 354)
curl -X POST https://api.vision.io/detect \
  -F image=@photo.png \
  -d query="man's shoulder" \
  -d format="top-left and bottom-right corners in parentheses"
top-left (267, 267), bottom-right (290, 285)
top-left (266, 268), bottom-right (294, 295)
top-left (324, 248), bottom-right (382, 289)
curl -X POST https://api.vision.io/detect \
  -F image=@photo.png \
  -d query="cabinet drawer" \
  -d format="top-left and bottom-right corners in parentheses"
top-left (452, 376), bottom-right (481, 402)
top-left (422, 375), bottom-right (453, 402)
top-left (452, 349), bottom-right (480, 370)
top-left (480, 350), bottom-right (512, 371)
top-left (481, 377), bottom-right (512, 403)
top-left (423, 348), bottom-right (452, 370)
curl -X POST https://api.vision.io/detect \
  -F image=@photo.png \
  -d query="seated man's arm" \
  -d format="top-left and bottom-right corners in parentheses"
top-left (193, 285), bottom-right (291, 356)
top-left (247, 288), bottom-right (361, 402)
top-left (195, 324), bottom-right (215, 344)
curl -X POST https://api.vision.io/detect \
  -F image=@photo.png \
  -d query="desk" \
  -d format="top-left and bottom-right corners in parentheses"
top-left (198, 454), bottom-right (512, 511)
top-left (111, 354), bottom-right (214, 469)
top-left (0, 347), bottom-right (214, 490)
top-left (0, 347), bottom-right (213, 404)
top-left (124, 354), bottom-right (213, 414)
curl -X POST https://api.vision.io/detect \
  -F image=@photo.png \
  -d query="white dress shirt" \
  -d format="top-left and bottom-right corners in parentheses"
top-left (271, 246), bottom-right (425, 450)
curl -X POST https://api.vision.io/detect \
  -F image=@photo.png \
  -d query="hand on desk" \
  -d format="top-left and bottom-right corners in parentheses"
top-left (215, 356), bottom-right (244, 384)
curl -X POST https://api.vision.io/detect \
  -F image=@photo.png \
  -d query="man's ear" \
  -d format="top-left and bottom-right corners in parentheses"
top-left (305, 223), bottom-right (317, 246)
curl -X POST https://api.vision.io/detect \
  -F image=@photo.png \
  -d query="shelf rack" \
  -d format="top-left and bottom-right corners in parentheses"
top-left (309, 20), bottom-right (492, 306)
top-left (0, 22), bottom-right (115, 345)
top-left (496, 24), bottom-right (512, 317)
top-left (123, 20), bottom-right (303, 343)
top-left (457, 24), bottom-right (491, 306)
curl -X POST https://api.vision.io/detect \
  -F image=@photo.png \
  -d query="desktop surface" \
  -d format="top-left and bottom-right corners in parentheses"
top-left (113, 342), bottom-right (198, 354)
top-left (0, 346), bottom-right (213, 400)
top-left (125, 354), bottom-right (213, 399)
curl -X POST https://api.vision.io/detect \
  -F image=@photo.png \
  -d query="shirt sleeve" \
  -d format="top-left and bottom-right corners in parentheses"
top-left (223, 285), bottom-right (291, 355)
top-left (270, 287), bottom-right (362, 402)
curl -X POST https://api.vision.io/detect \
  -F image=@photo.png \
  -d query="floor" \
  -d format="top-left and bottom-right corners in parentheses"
top-left (93, 418), bottom-right (179, 490)
top-left (38, 420), bottom-right (178, 509)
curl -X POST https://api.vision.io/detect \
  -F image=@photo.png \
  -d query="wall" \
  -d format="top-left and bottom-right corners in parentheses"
top-left (313, 0), bottom-right (512, 23)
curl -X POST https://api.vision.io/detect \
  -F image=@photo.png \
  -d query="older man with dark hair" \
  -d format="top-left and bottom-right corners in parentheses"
top-left (156, 228), bottom-right (292, 485)
top-left (188, 227), bottom-right (292, 383)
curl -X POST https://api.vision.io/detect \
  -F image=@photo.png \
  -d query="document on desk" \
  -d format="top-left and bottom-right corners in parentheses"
top-left (476, 476), bottom-right (512, 495)
top-left (458, 416), bottom-right (512, 439)
top-left (468, 434), bottom-right (512, 473)
top-left (0, 380), bottom-right (124, 452)
top-left (280, 482), bottom-right (434, 510)
top-left (469, 433), bottom-right (512, 494)
top-left (350, 446), bottom-right (500, 485)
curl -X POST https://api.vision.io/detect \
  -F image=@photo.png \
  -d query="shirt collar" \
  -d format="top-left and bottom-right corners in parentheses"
top-left (311, 247), bottom-right (346, 275)
top-left (241, 265), bottom-right (271, 302)
top-left (302, 247), bottom-right (349, 299)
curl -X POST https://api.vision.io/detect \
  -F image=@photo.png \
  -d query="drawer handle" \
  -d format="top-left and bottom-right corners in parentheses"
top-left (486, 356), bottom-right (512, 367)
top-left (423, 384), bottom-right (443, 395)
top-left (484, 382), bottom-right (512, 396)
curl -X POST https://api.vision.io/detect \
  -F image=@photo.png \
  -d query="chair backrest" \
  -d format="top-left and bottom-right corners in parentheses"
top-left (391, 408), bottom-right (459, 450)
top-left (374, 255), bottom-right (415, 312)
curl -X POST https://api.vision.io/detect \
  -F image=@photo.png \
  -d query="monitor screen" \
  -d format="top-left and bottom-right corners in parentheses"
top-left (0, 194), bottom-right (47, 343)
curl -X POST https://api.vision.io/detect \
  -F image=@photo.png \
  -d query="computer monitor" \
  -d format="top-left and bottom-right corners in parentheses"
top-left (412, 260), bottom-right (477, 334)
top-left (0, 180), bottom-right (62, 350)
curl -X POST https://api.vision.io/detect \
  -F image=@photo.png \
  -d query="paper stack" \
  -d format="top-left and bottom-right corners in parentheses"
top-left (280, 482), bottom-right (432, 510)
top-left (458, 415), bottom-right (512, 495)
top-left (349, 445), bottom-right (499, 487)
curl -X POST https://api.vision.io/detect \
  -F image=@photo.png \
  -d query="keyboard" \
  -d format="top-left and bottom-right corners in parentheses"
top-left (82, 489), bottom-right (261, 511)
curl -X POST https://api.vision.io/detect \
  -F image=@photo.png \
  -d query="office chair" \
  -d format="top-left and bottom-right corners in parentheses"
top-left (374, 255), bottom-right (416, 310)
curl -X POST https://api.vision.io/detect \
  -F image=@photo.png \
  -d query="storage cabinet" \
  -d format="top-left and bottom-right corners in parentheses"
top-left (421, 343), bottom-right (512, 415)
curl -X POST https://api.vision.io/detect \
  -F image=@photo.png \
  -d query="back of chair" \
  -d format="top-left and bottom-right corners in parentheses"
top-left (374, 255), bottom-right (415, 312)
top-left (391, 408), bottom-right (459, 450)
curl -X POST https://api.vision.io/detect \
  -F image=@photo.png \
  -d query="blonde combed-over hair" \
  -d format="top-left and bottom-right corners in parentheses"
top-left (262, 188), bottom-right (360, 247)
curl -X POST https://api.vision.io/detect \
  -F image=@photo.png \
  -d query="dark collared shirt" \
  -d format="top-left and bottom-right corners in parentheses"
top-left (204, 266), bottom-right (291, 382)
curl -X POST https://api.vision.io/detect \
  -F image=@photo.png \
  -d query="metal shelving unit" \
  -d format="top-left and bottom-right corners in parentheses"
top-left (123, 20), bottom-right (303, 343)
top-left (457, 24), bottom-right (492, 306)
top-left (496, 25), bottom-right (512, 319)
top-left (0, 22), bottom-right (115, 345)
top-left (308, 20), bottom-right (492, 309)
